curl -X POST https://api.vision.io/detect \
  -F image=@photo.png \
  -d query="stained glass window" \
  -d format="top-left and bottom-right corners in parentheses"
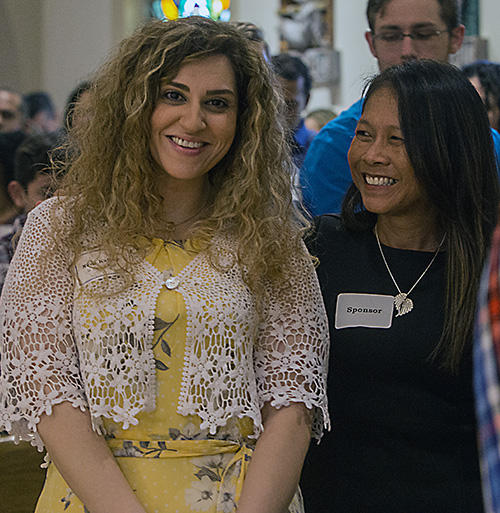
top-left (150, 0), bottom-right (231, 22)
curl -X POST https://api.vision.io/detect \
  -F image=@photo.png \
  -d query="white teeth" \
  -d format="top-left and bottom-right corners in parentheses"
top-left (365, 175), bottom-right (397, 186)
top-left (171, 136), bottom-right (204, 149)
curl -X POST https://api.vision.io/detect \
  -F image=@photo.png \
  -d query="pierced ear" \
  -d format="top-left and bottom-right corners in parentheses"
top-left (7, 180), bottom-right (27, 210)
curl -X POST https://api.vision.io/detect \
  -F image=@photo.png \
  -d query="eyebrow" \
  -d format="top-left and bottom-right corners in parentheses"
top-left (166, 81), bottom-right (236, 96)
top-left (358, 118), bottom-right (402, 131)
top-left (377, 22), bottom-right (440, 31)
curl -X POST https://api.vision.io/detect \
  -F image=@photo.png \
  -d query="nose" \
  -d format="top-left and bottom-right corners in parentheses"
top-left (363, 138), bottom-right (391, 166)
top-left (400, 35), bottom-right (417, 58)
top-left (178, 103), bottom-right (206, 133)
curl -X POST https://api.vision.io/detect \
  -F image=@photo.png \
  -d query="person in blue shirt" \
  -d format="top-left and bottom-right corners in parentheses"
top-left (463, 60), bottom-right (500, 133)
top-left (271, 54), bottom-right (316, 170)
top-left (300, 0), bottom-right (500, 216)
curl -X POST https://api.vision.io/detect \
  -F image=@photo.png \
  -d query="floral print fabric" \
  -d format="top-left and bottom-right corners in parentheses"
top-left (34, 240), bottom-right (304, 513)
top-left (1, 199), bottom-right (329, 448)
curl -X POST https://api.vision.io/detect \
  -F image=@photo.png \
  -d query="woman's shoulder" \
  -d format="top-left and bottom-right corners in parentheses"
top-left (21, 197), bottom-right (76, 250)
top-left (306, 213), bottom-right (374, 258)
top-left (304, 214), bottom-right (343, 258)
top-left (26, 196), bottom-right (71, 225)
top-left (314, 213), bottom-right (345, 234)
top-left (308, 213), bottom-right (346, 240)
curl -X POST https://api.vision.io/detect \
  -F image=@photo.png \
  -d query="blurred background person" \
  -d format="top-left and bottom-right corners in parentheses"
top-left (474, 210), bottom-right (500, 513)
top-left (304, 108), bottom-right (337, 134)
top-left (0, 131), bottom-right (60, 292)
top-left (0, 89), bottom-right (26, 134)
top-left (23, 91), bottom-right (61, 135)
top-left (0, 131), bottom-right (27, 236)
top-left (271, 53), bottom-right (315, 170)
top-left (463, 60), bottom-right (500, 133)
top-left (229, 20), bottom-right (271, 62)
top-left (62, 81), bottom-right (91, 132)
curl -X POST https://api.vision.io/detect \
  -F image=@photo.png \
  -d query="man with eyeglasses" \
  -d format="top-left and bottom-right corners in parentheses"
top-left (365, 0), bottom-right (463, 72)
top-left (299, 0), bottom-right (500, 216)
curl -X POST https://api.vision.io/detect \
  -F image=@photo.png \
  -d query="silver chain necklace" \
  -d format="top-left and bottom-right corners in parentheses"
top-left (164, 198), bottom-right (208, 236)
top-left (375, 225), bottom-right (446, 317)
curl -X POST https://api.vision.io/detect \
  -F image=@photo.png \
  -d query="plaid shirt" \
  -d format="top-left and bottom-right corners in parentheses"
top-left (0, 214), bottom-right (26, 424)
top-left (475, 222), bottom-right (500, 513)
top-left (0, 214), bottom-right (26, 296)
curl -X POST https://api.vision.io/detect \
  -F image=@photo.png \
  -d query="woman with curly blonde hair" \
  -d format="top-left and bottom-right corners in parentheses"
top-left (0, 16), bottom-right (329, 513)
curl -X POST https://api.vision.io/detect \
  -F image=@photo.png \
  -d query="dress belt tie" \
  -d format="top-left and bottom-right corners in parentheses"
top-left (107, 438), bottom-right (254, 501)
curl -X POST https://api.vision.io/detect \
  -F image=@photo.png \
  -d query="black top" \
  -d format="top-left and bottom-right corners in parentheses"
top-left (300, 215), bottom-right (483, 513)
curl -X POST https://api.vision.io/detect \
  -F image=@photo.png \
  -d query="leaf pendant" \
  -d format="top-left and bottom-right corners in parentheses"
top-left (394, 292), bottom-right (413, 317)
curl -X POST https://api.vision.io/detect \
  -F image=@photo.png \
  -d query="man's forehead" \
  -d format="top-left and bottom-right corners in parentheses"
top-left (0, 90), bottom-right (22, 109)
top-left (377, 21), bottom-right (441, 30)
top-left (374, 0), bottom-right (445, 28)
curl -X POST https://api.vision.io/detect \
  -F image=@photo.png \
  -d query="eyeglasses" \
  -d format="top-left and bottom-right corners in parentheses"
top-left (372, 29), bottom-right (448, 44)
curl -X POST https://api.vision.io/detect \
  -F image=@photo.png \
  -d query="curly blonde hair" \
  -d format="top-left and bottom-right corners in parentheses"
top-left (53, 16), bottom-right (307, 295)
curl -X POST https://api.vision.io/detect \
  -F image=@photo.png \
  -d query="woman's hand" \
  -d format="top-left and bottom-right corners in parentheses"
top-left (236, 402), bottom-right (312, 513)
top-left (37, 402), bottom-right (147, 513)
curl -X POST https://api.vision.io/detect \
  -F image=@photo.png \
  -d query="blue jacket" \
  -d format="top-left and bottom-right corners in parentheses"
top-left (300, 98), bottom-right (500, 216)
top-left (292, 118), bottom-right (316, 169)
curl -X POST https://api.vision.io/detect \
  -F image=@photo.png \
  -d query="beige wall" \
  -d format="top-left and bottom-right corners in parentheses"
top-left (0, 0), bottom-right (147, 113)
top-left (231, 0), bottom-right (281, 55)
top-left (1, 0), bottom-right (499, 113)
top-left (0, 0), bottom-right (43, 93)
top-left (42, 0), bottom-right (148, 112)
top-left (234, 0), bottom-right (500, 111)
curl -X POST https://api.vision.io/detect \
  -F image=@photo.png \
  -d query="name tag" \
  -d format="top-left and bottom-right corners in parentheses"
top-left (75, 250), bottom-right (119, 285)
top-left (335, 293), bottom-right (394, 329)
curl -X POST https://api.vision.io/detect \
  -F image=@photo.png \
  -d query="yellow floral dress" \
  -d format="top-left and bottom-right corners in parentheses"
top-left (34, 240), bottom-right (303, 513)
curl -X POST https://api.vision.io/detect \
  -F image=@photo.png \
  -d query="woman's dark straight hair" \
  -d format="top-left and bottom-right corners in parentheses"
top-left (342, 59), bottom-right (500, 373)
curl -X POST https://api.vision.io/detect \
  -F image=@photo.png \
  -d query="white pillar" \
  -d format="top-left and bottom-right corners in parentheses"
top-left (334, 0), bottom-right (377, 110)
top-left (231, 0), bottom-right (281, 55)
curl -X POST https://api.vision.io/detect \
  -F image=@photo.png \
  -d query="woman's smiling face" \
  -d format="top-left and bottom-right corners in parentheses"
top-left (348, 86), bottom-right (432, 220)
top-left (150, 54), bottom-right (238, 189)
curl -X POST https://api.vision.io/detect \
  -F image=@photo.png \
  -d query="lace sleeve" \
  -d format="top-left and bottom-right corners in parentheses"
top-left (0, 199), bottom-right (86, 450)
top-left (254, 241), bottom-right (330, 441)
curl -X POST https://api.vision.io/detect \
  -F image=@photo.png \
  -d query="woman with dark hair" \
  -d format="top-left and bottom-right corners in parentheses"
top-left (300, 59), bottom-right (499, 513)
top-left (62, 81), bottom-right (91, 131)
top-left (0, 17), bottom-right (329, 513)
top-left (463, 60), bottom-right (500, 132)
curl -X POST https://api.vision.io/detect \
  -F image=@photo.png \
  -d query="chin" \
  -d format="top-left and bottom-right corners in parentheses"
top-left (360, 199), bottom-right (389, 215)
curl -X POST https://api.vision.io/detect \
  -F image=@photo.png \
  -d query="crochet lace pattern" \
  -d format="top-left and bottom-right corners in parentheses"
top-left (0, 198), bottom-right (330, 450)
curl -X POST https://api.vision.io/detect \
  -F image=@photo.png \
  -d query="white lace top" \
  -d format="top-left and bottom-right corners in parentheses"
top-left (0, 198), bottom-right (330, 450)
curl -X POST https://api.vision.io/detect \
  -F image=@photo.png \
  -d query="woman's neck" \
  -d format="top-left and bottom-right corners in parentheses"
top-left (156, 180), bottom-right (212, 240)
top-left (375, 213), bottom-right (444, 251)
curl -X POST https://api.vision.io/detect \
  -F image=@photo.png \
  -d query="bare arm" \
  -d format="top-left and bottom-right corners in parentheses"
top-left (37, 402), bottom-right (146, 513)
top-left (237, 402), bottom-right (312, 513)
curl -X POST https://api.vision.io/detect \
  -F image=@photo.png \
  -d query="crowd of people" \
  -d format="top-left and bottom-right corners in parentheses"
top-left (3, 1), bottom-right (500, 512)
